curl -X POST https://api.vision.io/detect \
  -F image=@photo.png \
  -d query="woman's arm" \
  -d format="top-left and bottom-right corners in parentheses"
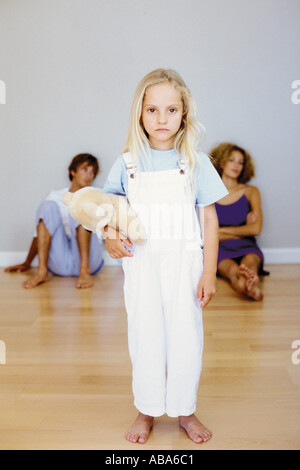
top-left (218, 229), bottom-right (241, 241)
top-left (219, 186), bottom-right (263, 238)
top-left (197, 204), bottom-right (219, 307)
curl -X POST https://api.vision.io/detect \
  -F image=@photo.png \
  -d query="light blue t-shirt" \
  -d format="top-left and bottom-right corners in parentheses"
top-left (103, 148), bottom-right (228, 206)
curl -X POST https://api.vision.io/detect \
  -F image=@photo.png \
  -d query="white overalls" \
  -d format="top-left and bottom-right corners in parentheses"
top-left (122, 153), bottom-right (204, 418)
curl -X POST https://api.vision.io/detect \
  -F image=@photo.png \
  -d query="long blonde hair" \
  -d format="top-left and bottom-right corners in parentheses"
top-left (123, 68), bottom-right (205, 172)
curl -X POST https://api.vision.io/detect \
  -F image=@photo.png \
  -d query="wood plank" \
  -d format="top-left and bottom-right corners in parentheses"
top-left (0, 265), bottom-right (299, 449)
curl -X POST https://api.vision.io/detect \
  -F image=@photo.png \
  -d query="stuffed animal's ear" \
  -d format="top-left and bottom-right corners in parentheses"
top-left (62, 192), bottom-right (73, 206)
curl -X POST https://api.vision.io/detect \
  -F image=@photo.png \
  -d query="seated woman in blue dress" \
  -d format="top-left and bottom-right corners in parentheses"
top-left (210, 142), bottom-right (268, 301)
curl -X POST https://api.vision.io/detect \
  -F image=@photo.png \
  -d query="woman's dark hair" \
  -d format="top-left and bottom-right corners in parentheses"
top-left (68, 153), bottom-right (99, 181)
top-left (210, 142), bottom-right (255, 183)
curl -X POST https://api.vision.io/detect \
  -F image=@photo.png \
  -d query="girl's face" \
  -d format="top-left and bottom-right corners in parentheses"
top-left (222, 150), bottom-right (244, 180)
top-left (142, 83), bottom-right (183, 150)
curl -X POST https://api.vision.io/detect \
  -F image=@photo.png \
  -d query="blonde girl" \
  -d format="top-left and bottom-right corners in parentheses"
top-left (103, 69), bottom-right (228, 444)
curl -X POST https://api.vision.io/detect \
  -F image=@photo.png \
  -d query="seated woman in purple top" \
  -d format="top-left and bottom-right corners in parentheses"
top-left (210, 142), bottom-right (267, 301)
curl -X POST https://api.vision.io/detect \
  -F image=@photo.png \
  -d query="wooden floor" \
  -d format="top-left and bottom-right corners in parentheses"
top-left (0, 264), bottom-right (299, 450)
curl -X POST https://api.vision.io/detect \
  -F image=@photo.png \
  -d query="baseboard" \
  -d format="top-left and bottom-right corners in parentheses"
top-left (0, 248), bottom-right (299, 268)
top-left (262, 248), bottom-right (300, 264)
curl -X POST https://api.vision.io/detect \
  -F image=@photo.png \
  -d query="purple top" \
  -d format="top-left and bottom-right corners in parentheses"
top-left (215, 193), bottom-right (266, 273)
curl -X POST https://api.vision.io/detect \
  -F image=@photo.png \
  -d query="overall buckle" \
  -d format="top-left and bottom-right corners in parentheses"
top-left (177, 159), bottom-right (188, 174)
top-left (126, 163), bottom-right (137, 179)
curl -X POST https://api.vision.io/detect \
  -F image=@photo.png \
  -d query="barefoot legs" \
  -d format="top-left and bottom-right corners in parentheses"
top-left (179, 414), bottom-right (212, 443)
top-left (125, 413), bottom-right (212, 445)
top-left (22, 221), bottom-right (94, 289)
top-left (22, 220), bottom-right (50, 288)
top-left (76, 225), bottom-right (93, 288)
top-left (125, 413), bottom-right (154, 444)
top-left (218, 254), bottom-right (263, 300)
top-left (239, 253), bottom-right (263, 300)
top-left (218, 259), bottom-right (246, 295)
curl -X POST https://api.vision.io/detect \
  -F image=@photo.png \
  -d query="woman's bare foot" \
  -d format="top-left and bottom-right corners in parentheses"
top-left (22, 269), bottom-right (50, 289)
top-left (239, 264), bottom-right (263, 300)
top-left (179, 414), bottom-right (212, 444)
top-left (234, 273), bottom-right (247, 295)
top-left (125, 413), bottom-right (154, 444)
top-left (76, 272), bottom-right (93, 289)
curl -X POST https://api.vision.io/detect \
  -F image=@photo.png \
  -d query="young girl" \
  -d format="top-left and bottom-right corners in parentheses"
top-left (211, 142), bottom-right (268, 301)
top-left (103, 69), bottom-right (228, 444)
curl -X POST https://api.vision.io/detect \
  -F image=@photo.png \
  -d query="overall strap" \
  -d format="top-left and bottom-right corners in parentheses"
top-left (123, 152), bottom-right (189, 177)
top-left (122, 152), bottom-right (137, 179)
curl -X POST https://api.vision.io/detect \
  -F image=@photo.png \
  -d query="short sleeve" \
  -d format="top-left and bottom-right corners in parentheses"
top-left (102, 156), bottom-right (127, 196)
top-left (195, 152), bottom-right (228, 206)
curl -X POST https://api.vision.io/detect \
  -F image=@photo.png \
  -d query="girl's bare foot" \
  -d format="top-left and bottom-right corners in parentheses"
top-left (239, 264), bottom-right (263, 300)
top-left (179, 414), bottom-right (212, 444)
top-left (22, 269), bottom-right (49, 289)
top-left (76, 272), bottom-right (93, 289)
top-left (125, 413), bottom-right (154, 444)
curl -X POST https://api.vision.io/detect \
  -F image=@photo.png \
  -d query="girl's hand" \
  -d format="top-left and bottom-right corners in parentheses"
top-left (197, 273), bottom-right (217, 308)
top-left (102, 226), bottom-right (134, 259)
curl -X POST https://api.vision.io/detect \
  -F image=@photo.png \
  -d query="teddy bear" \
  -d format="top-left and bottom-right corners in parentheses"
top-left (63, 186), bottom-right (146, 244)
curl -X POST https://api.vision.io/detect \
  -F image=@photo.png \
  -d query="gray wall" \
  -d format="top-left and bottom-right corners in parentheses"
top-left (1, 0), bottom-right (299, 253)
